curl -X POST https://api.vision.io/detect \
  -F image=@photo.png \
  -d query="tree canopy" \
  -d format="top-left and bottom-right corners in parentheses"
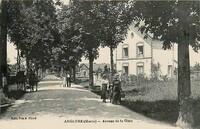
top-left (94, 1), bottom-right (133, 81)
top-left (131, 1), bottom-right (200, 50)
top-left (7, 0), bottom-right (59, 70)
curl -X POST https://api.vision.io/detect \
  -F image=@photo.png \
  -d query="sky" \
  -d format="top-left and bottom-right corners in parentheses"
top-left (7, 42), bottom-right (17, 64)
top-left (62, 0), bottom-right (70, 4)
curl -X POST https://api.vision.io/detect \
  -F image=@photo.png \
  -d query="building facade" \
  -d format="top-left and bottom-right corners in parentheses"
top-left (116, 24), bottom-right (177, 79)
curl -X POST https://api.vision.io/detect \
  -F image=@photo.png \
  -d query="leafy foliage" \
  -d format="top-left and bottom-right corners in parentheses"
top-left (7, 0), bottom-right (58, 69)
top-left (70, 1), bottom-right (101, 60)
top-left (131, 1), bottom-right (200, 51)
top-left (96, 2), bottom-right (133, 48)
top-left (53, 3), bottom-right (85, 71)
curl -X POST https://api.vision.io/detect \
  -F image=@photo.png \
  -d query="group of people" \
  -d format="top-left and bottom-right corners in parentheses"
top-left (101, 74), bottom-right (123, 105)
top-left (62, 71), bottom-right (71, 87)
top-left (61, 71), bottom-right (122, 104)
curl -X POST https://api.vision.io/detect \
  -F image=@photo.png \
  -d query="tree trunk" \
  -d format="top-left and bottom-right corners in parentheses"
top-left (176, 41), bottom-right (193, 128)
top-left (0, 0), bottom-right (9, 107)
top-left (88, 50), bottom-right (94, 89)
top-left (0, 4), bottom-right (2, 90)
top-left (26, 56), bottom-right (30, 76)
top-left (17, 44), bottom-right (21, 72)
top-left (0, 56), bottom-right (2, 92)
top-left (73, 65), bottom-right (76, 81)
top-left (110, 46), bottom-right (114, 83)
top-left (0, 1), bottom-right (3, 90)
top-left (35, 64), bottom-right (39, 76)
top-left (1, 0), bottom-right (8, 77)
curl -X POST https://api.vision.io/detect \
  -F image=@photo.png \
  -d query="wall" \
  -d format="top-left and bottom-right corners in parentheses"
top-left (116, 25), bottom-right (152, 77)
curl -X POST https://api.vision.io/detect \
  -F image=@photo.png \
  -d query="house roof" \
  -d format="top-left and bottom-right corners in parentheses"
top-left (79, 63), bottom-right (111, 72)
top-left (129, 24), bottom-right (173, 50)
top-left (79, 63), bottom-right (89, 69)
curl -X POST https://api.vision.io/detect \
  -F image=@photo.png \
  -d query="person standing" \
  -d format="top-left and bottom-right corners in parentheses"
top-left (2, 73), bottom-right (8, 97)
top-left (29, 69), bottom-right (37, 92)
top-left (101, 74), bottom-right (109, 103)
top-left (66, 71), bottom-right (71, 87)
top-left (111, 74), bottom-right (122, 104)
top-left (62, 72), bottom-right (66, 87)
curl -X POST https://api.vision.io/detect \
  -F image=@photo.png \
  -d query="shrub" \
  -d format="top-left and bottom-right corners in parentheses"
top-left (121, 74), bottom-right (150, 87)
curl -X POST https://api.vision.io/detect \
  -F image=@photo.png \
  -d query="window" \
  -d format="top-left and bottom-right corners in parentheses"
top-left (84, 71), bottom-right (87, 77)
top-left (137, 44), bottom-right (144, 58)
top-left (123, 66), bottom-right (129, 75)
top-left (122, 63), bottom-right (129, 75)
top-left (137, 66), bottom-right (144, 74)
top-left (122, 45), bottom-right (129, 58)
top-left (137, 62), bottom-right (144, 74)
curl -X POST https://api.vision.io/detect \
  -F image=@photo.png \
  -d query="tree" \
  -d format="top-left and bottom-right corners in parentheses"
top-left (130, 1), bottom-right (200, 128)
top-left (66, 1), bottom-right (101, 87)
top-left (0, 0), bottom-right (9, 103)
top-left (7, 0), bottom-right (58, 74)
top-left (58, 1), bottom-right (132, 87)
top-left (54, 3), bottom-right (85, 80)
top-left (0, 0), bottom-right (8, 77)
top-left (95, 2), bottom-right (133, 82)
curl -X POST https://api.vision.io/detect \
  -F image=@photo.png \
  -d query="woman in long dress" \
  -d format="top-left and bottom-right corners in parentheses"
top-left (101, 74), bottom-right (109, 102)
top-left (62, 73), bottom-right (66, 87)
top-left (111, 74), bottom-right (122, 104)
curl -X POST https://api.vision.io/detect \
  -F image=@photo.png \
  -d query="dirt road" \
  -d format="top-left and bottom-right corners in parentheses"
top-left (0, 75), bottom-right (181, 129)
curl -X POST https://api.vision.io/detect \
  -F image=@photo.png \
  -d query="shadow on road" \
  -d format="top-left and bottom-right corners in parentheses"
top-left (1, 90), bottom-right (25, 114)
top-left (121, 99), bottom-right (200, 128)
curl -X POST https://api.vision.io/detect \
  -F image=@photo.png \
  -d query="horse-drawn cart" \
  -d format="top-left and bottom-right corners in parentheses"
top-left (9, 71), bottom-right (39, 92)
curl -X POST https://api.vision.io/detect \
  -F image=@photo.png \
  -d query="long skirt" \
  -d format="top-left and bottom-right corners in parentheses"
top-left (101, 84), bottom-right (107, 100)
top-left (112, 91), bottom-right (121, 104)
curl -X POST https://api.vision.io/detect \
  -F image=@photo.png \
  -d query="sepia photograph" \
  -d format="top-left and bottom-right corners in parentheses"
top-left (0, 0), bottom-right (200, 129)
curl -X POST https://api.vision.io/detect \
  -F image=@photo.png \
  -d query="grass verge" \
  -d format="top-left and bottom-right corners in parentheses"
top-left (122, 80), bottom-right (200, 128)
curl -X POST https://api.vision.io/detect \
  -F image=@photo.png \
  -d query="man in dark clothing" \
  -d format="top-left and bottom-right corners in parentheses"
top-left (66, 71), bottom-right (71, 87)
top-left (29, 69), bottom-right (36, 92)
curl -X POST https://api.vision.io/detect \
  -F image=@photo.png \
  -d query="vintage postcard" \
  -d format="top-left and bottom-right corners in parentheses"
top-left (0, 0), bottom-right (200, 129)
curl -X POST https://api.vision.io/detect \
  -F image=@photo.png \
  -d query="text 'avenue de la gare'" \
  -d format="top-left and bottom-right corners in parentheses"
top-left (64, 119), bottom-right (133, 123)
